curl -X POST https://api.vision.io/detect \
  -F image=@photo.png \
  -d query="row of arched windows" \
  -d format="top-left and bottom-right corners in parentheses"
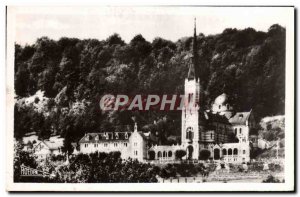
top-left (157, 151), bottom-right (173, 158)
top-left (222, 148), bottom-right (238, 155)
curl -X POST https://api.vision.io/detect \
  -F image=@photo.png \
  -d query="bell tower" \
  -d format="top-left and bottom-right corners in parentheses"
top-left (181, 18), bottom-right (200, 160)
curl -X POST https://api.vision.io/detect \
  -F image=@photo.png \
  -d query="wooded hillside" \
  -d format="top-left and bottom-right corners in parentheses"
top-left (14, 24), bottom-right (286, 148)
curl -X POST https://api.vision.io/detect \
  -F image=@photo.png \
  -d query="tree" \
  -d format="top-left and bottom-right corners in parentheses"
top-left (199, 149), bottom-right (211, 160)
top-left (175, 149), bottom-right (186, 160)
top-left (262, 175), bottom-right (281, 183)
top-left (148, 150), bottom-right (155, 160)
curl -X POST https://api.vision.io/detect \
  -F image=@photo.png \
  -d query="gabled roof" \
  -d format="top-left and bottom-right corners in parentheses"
top-left (229, 111), bottom-right (251, 125)
top-left (44, 140), bottom-right (63, 150)
top-left (33, 138), bottom-right (64, 151)
top-left (204, 111), bottom-right (231, 124)
top-left (79, 132), bottom-right (132, 143)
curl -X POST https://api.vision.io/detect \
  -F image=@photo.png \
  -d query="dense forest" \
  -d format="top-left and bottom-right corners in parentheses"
top-left (14, 24), bottom-right (286, 149)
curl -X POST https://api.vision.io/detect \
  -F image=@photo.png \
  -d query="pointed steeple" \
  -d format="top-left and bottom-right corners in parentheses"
top-left (187, 18), bottom-right (198, 81)
top-left (187, 62), bottom-right (195, 80)
top-left (193, 18), bottom-right (199, 80)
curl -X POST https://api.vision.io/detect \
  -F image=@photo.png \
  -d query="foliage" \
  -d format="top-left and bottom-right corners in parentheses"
top-left (262, 175), bottom-right (281, 183)
top-left (199, 149), bottom-right (211, 160)
top-left (14, 25), bottom-right (286, 146)
top-left (55, 152), bottom-right (158, 183)
top-left (175, 149), bottom-right (186, 160)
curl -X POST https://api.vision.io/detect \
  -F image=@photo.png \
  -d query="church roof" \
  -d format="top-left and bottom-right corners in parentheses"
top-left (206, 111), bottom-right (231, 124)
top-left (199, 110), bottom-right (231, 125)
top-left (229, 111), bottom-right (251, 125)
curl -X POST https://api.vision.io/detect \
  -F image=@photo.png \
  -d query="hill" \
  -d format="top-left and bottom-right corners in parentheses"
top-left (14, 24), bottom-right (286, 148)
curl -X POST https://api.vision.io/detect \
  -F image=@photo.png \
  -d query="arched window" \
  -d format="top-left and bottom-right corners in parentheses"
top-left (168, 151), bottom-right (172, 157)
top-left (222, 149), bottom-right (227, 155)
top-left (228, 148), bottom-right (232, 155)
top-left (239, 128), bottom-right (242, 134)
top-left (234, 128), bottom-right (237, 135)
top-left (158, 151), bottom-right (162, 158)
top-left (233, 148), bottom-right (238, 155)
top-left (163, 151), bottom-right (167, 157)
top-left (186, 127), bottom-right (193, 140)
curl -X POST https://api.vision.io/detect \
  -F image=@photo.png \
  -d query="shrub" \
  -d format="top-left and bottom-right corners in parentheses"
top-left (262, 175), bottom-right (281, 183)
top-left (148, 150), bottom-right (155, 160)
top-left (199, 149), bottom-right (211, 160)
top-left (175, 149), bottom-right (186, 160)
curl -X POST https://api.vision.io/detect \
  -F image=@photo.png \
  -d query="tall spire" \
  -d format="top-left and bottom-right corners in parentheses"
top-left (187, 18), bottom-right (198, 80)
top-left (193, 18), bottom-right (198, 80)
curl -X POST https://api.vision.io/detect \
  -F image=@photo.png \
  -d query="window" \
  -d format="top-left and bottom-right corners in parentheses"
top-left (85, 144), bottom-right (88, 148)
top-left (228, 148), bottom-right (232, 155)
top-left (104, 143), bottom-right (108, 147)
top-left (239, 128), bottom-right (242, 134)
top-left (219, 105), bottom-right (221, 109)
top-left (114, 143), bottom-right (118, 147)
top-left (125, 133), bottom-right (128, 139)
top-left (234, 128), bottom-right (237, 135)
top-left (211, 133), bottom-right (213, 139)
top-left (188, 93), bottom-right (193, 102)
top-left (134, 151), bottom-right (138, 156)
top-left (158, 151), bottom-right (162, 158)
top-left (115, 133), bottom-right (119, 139)
top-left (222, 149), bottom-right (227, 155)
top-left (163, 151), bottom-right (167, 157)
top-left (243, 150), bottom-right (246, 154)
top-left (124, 143), bottom-right (128, 147)
top-left (186, 127), bottom-right (193, 140)
top-left (168, 151), bottom-right (172, 157)
top-left (233, 148), bottom-right (238, 155)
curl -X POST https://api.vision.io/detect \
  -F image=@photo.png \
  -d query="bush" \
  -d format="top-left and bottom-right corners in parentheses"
top-left (199, 149), bottom-right (211, 160)
top-left (262, 175), bottom-right (281, 183)
top-left (175, 149), bottom-right (186, 160)
top-left (148, 150), bottom-right (155, 160)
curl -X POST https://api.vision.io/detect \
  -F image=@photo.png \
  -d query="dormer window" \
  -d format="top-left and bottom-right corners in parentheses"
top-left (115, 133), bottom-right (119, 139)
top-left (125, 132), bottom-right (128, 139)
top-left (95, 135), bottom-right (99, 141)
top-left (239, 114), bottom-right (243, 118)
top-left (85, 135), bottom-right (89, 141)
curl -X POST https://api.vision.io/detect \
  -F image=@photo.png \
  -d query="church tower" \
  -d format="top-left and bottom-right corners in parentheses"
top-left (181, 18), bottom-right (200, 160)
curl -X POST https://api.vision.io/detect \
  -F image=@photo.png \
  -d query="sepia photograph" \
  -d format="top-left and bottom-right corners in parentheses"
top-left (6, 6), bottom-right (294, 192)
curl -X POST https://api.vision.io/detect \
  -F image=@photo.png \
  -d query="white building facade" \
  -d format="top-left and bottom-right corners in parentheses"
top-left (78, 123), bottom-right (148, 162)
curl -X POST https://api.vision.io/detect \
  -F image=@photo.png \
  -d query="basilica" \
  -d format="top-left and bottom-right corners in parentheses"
top-left (78, 21), bottom-right (258, 164)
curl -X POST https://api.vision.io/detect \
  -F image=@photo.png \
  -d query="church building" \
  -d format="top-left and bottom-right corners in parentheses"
top-left (78, 19), bottom-right (257, 164)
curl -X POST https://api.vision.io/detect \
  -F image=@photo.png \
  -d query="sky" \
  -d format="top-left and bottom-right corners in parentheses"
top-left (9, 6), bottom-right (291, 45)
